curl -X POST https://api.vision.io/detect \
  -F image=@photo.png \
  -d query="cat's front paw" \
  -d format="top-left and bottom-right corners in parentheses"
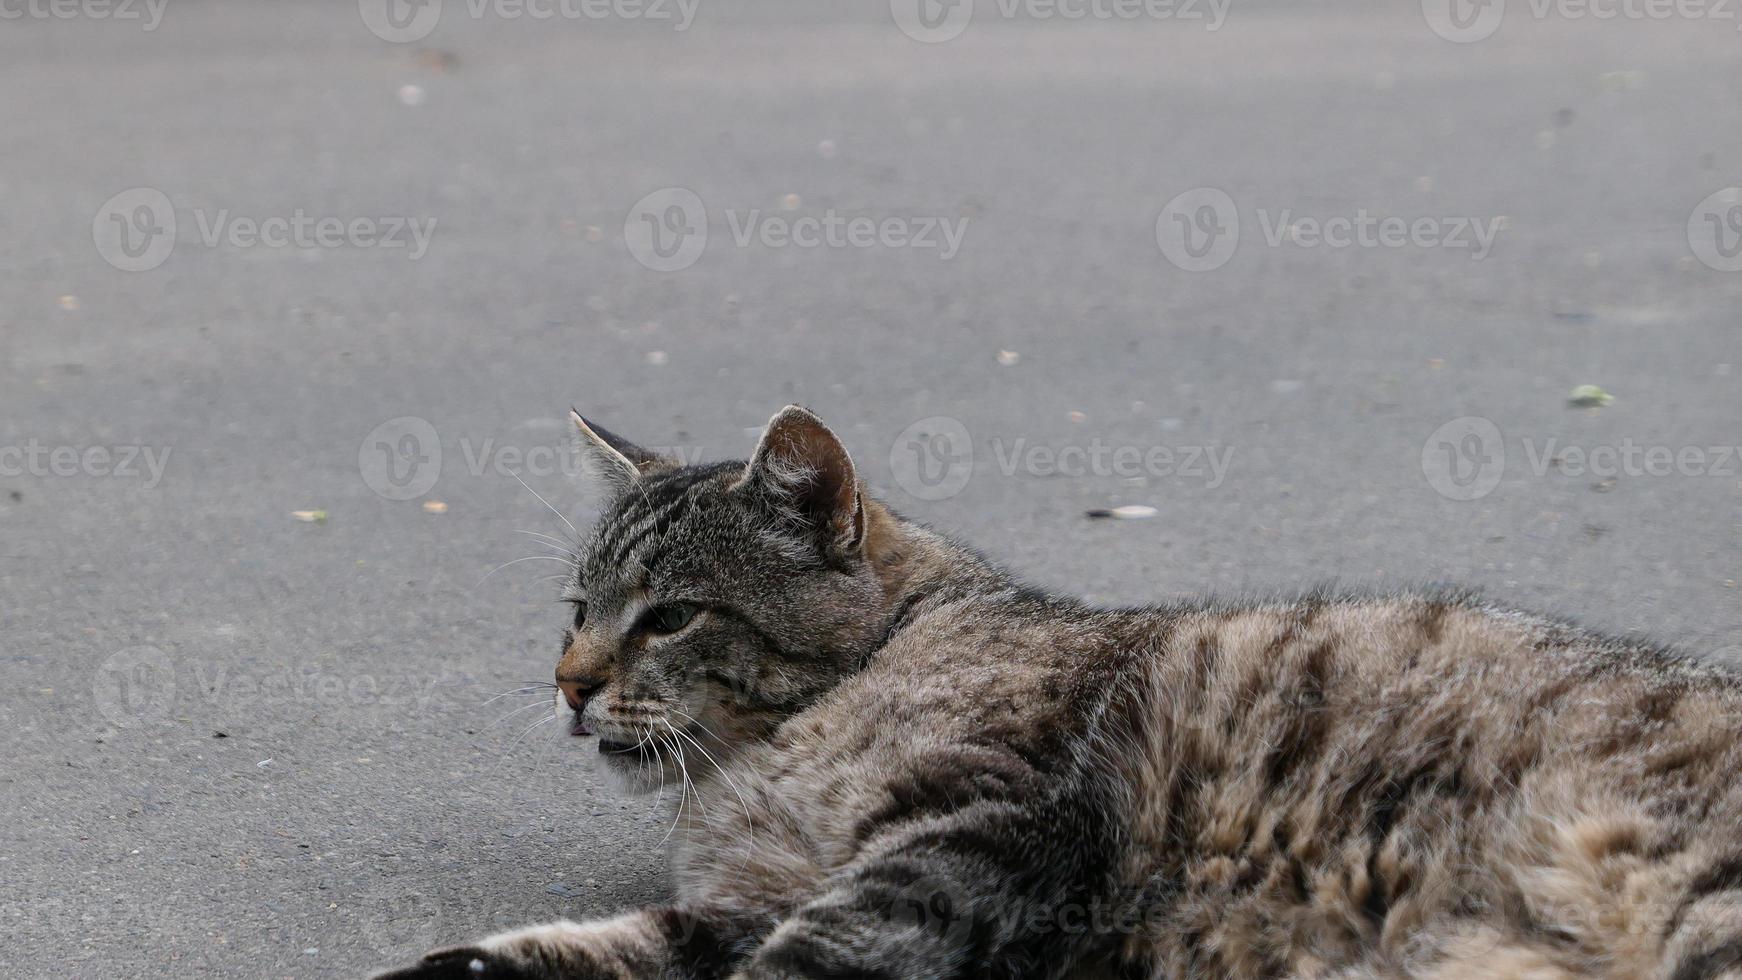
top-left (369, 945), bottom-right (532, 980)
top-left (370, 920), bottom-right (627, 980)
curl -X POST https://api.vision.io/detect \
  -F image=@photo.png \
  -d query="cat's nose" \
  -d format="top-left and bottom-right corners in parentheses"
top-left (556, 679), bottom-right (601, 711)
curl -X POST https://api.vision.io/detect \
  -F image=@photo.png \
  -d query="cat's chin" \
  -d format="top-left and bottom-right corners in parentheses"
top-left (592, 740), bottom-right (668, 795)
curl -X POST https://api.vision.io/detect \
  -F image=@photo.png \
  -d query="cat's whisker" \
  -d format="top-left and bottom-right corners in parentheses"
top-left (508, 470), bottom-right (578, 538)
top-left (513, 528), bottom-right (578, 551)
top-left (666, 716), bottom-right (755, 836)
top-left (517, 538), bottom-right (575, 558)
top-left (657, 731), bottom-right (696, 846)
top-left (482, 697), bottom-right (559, 736)
top-left (475, 554), bottom-right (578, 590)
top-left (663, 720), bottom-right (709, 829)
top-left (505, 711), bottom-right (560, 756)
top-left (667, 707), bottom-right (729, 747)
top-left (480, 685), bottom-right (557, 708)
top-left (640, 732), bottom-right (668, 809)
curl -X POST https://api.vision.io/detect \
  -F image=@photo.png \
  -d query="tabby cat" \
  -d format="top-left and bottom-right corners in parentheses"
top-left (374, 406), bottom-right (1742, 980)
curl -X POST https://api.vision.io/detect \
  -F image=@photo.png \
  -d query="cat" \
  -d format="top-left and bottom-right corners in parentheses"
top-left (373, 405), bottom-right (1742, 980)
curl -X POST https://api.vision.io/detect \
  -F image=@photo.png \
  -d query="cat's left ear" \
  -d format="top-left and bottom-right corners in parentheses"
top-left (737, 405), bottom-right (865, 559)
top-left (570, 410), bottom-right (673, 494)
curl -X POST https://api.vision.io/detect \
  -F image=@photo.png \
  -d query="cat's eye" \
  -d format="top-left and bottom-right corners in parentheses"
top-left (568, 601), bottom-right (587, 629)
top-left (645, 603), bottom-right (698, 635)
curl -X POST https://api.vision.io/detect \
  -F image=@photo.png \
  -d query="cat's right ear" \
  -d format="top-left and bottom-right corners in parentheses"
top-left (570, 410), bottom-right (669, 494)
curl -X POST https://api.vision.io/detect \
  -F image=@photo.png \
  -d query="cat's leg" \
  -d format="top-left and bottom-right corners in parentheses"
top-left (735, 804), bottom-right (1117, 980)
top-left (371, 905), bottom-right (763, 980)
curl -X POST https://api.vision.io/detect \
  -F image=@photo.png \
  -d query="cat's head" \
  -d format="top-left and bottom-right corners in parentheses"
top-left (556, 405), bottom-right (900, 792)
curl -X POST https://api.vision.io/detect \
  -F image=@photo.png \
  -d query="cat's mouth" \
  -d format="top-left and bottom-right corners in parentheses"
top-left (597, 738), bottom-right (639, 754)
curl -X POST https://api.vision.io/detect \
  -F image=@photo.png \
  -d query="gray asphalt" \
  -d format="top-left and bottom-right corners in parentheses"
top-left (2, 1), bottom-right (1740, 976)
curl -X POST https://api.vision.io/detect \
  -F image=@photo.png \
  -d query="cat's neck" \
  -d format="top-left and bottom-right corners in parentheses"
top-left (862, 496), bottom-right (1013, 629)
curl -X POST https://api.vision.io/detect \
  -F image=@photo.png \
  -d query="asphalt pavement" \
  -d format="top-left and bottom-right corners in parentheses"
top-left (2, 1), bottom-right (1740, 976)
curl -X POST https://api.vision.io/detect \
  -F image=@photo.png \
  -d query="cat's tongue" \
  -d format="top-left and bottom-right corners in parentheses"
top-left (570, 718), bottom-right (594, 737)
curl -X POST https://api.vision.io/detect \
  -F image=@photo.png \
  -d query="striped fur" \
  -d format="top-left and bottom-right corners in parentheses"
top-left (374, 407), bottom-right (1742, 980)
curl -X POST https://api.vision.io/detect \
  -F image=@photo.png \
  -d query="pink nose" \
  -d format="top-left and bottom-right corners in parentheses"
top-left (557, 680), bottom-right (599, 712)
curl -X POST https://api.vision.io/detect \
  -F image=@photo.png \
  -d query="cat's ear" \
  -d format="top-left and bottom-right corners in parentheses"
top-left (570, 410), bottom-right (671, 493)
top-left (737, 405), bottom-right (865, 558)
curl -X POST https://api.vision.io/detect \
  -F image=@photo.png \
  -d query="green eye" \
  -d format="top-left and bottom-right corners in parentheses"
top-left (648, 603), bottom-right (697, 634)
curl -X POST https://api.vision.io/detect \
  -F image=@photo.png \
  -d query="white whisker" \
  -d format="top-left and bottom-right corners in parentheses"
top-left (474, 554), bottom-right (577, 589)
top-left (509, 470), bottom-right (578, 538)
top-left (668, 714), bottom-right (755, 836)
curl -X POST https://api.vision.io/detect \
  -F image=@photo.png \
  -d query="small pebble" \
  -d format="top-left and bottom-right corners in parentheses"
top-left (996, 350), bottom-right (1020, 366)
top-left (291, 510), bottom-right (328, 523)
top-left (817, 140), bottom-right (837, 160)
top-left (1067, 411), bottom-right (1087, 424)
top-left (1086, 505), bottom-right (1159, 520)
top-left (646, 351), bottom-right (668, 366)
top-left (780, 193), bottom-right (801, 211)
top-left (584, 225), bottom-right (604, 243)
top-left (398, 84), bottom-right (426, 107)
top-left (57, 294), bottom-right (80, 311)
top-left (422, 500), bottom-right (448, 514)
top-left (1568, 384), bottom-right (1613, 408)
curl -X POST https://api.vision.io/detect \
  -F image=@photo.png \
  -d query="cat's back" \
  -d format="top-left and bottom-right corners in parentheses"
top-left (1118, 592), bottom-right (1742, 978)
